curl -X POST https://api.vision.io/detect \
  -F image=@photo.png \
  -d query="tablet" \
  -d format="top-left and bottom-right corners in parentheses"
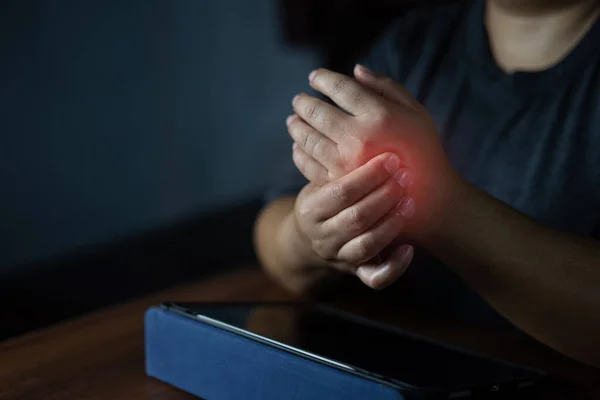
top-left (158, 302), bottom-right (550, 398)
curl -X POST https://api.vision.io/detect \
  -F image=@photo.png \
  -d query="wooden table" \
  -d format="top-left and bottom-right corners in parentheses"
top-left (1, 267), bottom-right (599, 399)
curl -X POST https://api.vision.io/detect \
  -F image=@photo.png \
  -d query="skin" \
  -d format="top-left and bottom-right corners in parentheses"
top-left (492, 0), bottom-right (597, 13)
top-left (486, 0), bottom-right (600, 71)
top-left (255, 153), bottom-right (418, 292)
top-left (253, 0), bottom-right (600, 367)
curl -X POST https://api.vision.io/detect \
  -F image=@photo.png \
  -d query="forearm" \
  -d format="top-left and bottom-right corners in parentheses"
top-left (426, 179), bottom-right (600, 367)
top-left (253, 197), bottom-right (340, 294)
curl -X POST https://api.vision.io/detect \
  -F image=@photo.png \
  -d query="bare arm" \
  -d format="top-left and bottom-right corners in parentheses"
top-left (253, 196), bottom-right (335, 294)
top-left (427, 179), bottom-right (600, 368)
top-left (256, 185), bottom-right (600, 366)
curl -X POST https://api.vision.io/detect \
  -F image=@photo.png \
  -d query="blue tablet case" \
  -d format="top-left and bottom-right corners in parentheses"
top-left (145, 306), bottom-right (407, 400)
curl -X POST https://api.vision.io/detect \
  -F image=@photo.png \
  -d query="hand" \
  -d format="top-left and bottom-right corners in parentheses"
top-left (291, 153), bottom-right (415, 290)
top-left (288, 65), bottom-right (462, 240)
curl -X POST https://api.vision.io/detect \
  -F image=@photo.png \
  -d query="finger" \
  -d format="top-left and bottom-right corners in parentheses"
top-left (308, 68), bottom-right (381, 117)
top-left (292, 143), bottom-right (330, 186)
top-left (336, 199), bottom-right (408, 264)
top-left (322, 172), bottom-right (406, 244)
top-left (353, 64), bottom-right (422, 111)
top-left (356, 244), bottom-right (414, 290)
top-left (292, 93), bottom-right (349, 144)
top-left (309, 152), bottom-right (401, 219)
top-left (287, 114), bottom-right (341, 175)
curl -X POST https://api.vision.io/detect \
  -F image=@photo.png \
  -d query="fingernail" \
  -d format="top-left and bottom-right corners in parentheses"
top-left (309, 70), bottom-right (318, 82)
top-left (395, 169), bottom-right (414, 188)
top-left (383, 155), bottom-right (400, 173)
top-left (356, 265), bottom-right (373, 285)
top-left (398, 197), bottom-right (415, 218)
top-left (286, 114), bottom-right (296, 126)
top-left (356, 64), bottom-right (374, 77)
top-left (396, 244), bottom-right (414, 267)
top-left (292, 94), bottom-right (300, 105)
top-left (293, 142), bottom-right (297, 150)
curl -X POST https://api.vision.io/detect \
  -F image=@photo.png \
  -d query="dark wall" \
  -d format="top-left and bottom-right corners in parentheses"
top-left (1, 0), bottom-right (320, 272)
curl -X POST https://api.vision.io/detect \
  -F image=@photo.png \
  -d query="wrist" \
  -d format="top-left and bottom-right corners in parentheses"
top-left (278, 211), bottom-right (329, 271)
top-left (419, 170), bottom-right (473, 248)
top-left (413, 166), bottom-right (471, 246)
top-left (270, 211), bottom-right (338, 294)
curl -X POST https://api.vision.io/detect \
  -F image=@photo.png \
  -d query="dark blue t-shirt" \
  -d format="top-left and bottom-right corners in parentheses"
top-left (269, 0), bottom-right (600, 326)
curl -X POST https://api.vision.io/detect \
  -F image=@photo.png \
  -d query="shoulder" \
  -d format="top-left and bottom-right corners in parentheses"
top-left (362, 0), bottom-right (472, 80)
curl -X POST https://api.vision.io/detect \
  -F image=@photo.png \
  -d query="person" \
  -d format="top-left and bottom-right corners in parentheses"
top-left (254, 0), bottom-right (600, 368)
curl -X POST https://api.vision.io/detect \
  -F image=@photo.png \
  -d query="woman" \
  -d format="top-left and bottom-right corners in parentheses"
top-left (254, 0), bottom-right (600, 367)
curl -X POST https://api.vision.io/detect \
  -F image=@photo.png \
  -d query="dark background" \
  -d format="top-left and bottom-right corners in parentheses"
top-left (0, 0), bottom-right (419, 339)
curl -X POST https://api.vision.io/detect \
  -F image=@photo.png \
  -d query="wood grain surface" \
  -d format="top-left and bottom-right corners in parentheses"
top-left (0, 267), bottom-right (598, 399)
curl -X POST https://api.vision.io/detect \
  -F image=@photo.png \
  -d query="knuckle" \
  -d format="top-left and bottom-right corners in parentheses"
top-left (354, 235), bottom-right (375, 262)
top-left (371, 106), bottom-right (393, 126)
top-left (329, 183), bottom-right (349, 203)
top-left (312, 238), bottom-right (335, 260)
top-left (292, 152), bottom-right (307, 175)
top-left (371, 102), bottom-right (389, 119)
top-left (292, 147), bottom-right (302, 165)
top-left (326, 170), bottom-right (336, 183)
top-left (329, 78), bottom-right (347, 95)
top-left (350, 88), bottom-right (364, 103)
top-left (353, 142), bottom-right (373, 166)
top-left (288, 120), bottom-right (302, 140)
top-left (311, 136), bottom-right (327, 159)
top-left (347, 205), bottom-right (368, 232)
top-left (305, 102), bottom-right (320, 120)
top-left (300, 129), bottom-right (311, 150)
top-left (334, 157), bottom-right (347, 174)
top-left (349, 88), bottom-right (370, 114)
top-left (352, 130), bottom-right (375, 149)
top-left (289, 122), bottom-right (302, 142)
top-left (296, 201), bottom-right (314, 222)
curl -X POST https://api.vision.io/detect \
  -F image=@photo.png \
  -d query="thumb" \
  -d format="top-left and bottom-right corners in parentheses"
top-left (355, 244), bottom-right (414, 290)
top-left (354, 64), bottom-right (421, 111)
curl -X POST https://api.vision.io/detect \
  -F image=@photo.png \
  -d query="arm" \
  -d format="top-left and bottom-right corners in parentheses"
top-left (428, 178), bottom-right (600, 368)
top-left (253, 196), bottom-right (336, 294)
top-left (288, 66), bottom-right (600, 367)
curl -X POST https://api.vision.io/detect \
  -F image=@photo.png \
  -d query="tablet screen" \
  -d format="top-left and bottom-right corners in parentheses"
top-left (165, 302), bottom-right (544, 390)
